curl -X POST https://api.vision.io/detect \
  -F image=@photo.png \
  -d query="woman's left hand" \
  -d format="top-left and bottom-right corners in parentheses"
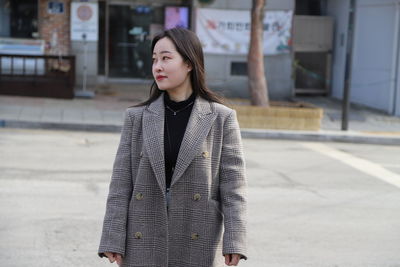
top-left (224, 253), bottom-right (241, 266)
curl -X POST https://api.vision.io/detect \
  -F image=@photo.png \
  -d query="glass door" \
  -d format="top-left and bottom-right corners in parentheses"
top-left (108, 5), bottom-right (153, 78)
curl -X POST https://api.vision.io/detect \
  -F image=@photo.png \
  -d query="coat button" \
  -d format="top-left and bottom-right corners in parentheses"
top-left (136, 192), bottom-right (143, 200)
top-left (202, 151), bottom-right (209, 158)
top-left (134, 232), bottom-right (143, 239)
top-left (193, 193), bottom-right (201, 201)
top-left (191, 233), bottom-right (199, 240)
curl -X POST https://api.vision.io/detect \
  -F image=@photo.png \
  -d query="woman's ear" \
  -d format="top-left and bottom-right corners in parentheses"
top-left (186, 62), bottom-right (193, 72)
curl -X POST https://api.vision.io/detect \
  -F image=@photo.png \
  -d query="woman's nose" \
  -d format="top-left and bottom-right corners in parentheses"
top-left (153, 61), bottom-right (162, 72)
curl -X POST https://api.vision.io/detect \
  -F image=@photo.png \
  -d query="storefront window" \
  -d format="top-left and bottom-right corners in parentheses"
top-left (0, 0), bottom-right (38, 38)
top-left (98, 2), bottom-right (191, 79)
top-left (107, 4), bottom-right (163, 78)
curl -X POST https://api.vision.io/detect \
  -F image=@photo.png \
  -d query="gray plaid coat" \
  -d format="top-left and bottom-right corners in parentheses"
top-left (98, 93), bottom-right (247, 267)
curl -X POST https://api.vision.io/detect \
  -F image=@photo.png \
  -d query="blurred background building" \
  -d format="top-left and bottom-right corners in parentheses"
top-left (0, 0), bottom-right (399, 116)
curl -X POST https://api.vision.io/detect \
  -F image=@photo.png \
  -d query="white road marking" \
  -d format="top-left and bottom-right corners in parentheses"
top-left (301, 142), bottom-right (400, 189)
top-left (382, 164), bottom-right (400, 169)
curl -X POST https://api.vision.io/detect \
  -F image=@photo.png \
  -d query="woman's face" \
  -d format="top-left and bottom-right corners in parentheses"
top-left (152, 37), bottom-right (192, 93)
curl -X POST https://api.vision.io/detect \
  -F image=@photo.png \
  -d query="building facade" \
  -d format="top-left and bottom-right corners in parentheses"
top-left (0, 0), bottom-right (295, 100)
top-left (327, 0), bottom-right (400, 116)
top-left (2, 0), bottom-right (400, 116)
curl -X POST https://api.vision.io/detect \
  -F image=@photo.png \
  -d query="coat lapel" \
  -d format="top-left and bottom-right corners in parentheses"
top-left (170, 96), bottom-right (217, 187)
top-left (142, 94), bottom-right (166, 193)
top-left (142, 93), bottom-right (217, 191)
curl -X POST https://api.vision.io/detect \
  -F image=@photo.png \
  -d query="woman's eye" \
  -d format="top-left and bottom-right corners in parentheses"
top-left (162, 56), bottom-right (170, 60)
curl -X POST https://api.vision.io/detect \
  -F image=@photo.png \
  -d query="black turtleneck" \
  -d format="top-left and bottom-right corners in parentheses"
top-left (164, 92), bottom-right (196, 189)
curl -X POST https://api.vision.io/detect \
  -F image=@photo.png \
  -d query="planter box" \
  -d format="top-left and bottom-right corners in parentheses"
top-left (228, 100), bottom-right (323, 131)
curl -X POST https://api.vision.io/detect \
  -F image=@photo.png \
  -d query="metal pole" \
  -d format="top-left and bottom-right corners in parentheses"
top-left (105, 0), bottom-right (109, 81)
top-left (341, 0), bottom-right (356, 131)
top-left (391, 2), bottom-right (400, 115)
top-left (75, 33), bottom-right (94, 98)
top-left (82, 33), bottom-right (87, 92)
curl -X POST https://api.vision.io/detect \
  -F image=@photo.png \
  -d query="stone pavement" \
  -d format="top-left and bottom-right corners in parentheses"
top-left (0, 84), bottom-right (400, 145)
top-left (294, 95), bottom-right (400, 133)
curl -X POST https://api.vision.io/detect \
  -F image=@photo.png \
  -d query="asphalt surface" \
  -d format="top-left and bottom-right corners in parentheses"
top-left (1, 128), bottom-right (400, 267)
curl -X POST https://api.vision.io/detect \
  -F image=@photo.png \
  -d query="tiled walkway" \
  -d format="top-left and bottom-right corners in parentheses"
top-left (1, 85), bottom-right (399, 136)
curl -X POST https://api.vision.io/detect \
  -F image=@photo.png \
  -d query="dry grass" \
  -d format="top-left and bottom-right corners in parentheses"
top-left (226, 98), bottom-right (323, 131)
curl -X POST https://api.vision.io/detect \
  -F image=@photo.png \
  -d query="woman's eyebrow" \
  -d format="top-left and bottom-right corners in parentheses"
top-left (153, 50), bottom-right (173, 55)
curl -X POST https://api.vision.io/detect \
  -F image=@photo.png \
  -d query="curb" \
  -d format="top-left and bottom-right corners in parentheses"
top-left (241, 128), bottom-right (400, 145)
top-left (1, 119), bottom-right (400, 145)
top-left (0, 119), bottom-right (122, 133)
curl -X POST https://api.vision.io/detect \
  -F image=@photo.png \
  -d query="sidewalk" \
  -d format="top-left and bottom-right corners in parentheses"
top-left (1, 84), bottom-right (400, 145)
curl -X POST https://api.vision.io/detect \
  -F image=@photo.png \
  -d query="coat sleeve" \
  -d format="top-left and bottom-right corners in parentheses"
top-left (98, 109), bottom-right (134, 258)
top-left (219, 110), bottom-right (248, 260)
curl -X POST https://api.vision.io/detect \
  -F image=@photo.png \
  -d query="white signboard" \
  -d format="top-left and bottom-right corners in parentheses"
top-left (196, 8), bottom-right (293, 55)
top-left (0, 38), bottom-right (44, 55)
top-left (71, 2), bottom-right (98, 41)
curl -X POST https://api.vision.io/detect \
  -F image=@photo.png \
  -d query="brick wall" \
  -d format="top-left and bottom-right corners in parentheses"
top-left (38, 0), bottom-right (71, 55)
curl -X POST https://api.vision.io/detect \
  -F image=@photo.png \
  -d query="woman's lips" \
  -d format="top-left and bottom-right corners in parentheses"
top-left (156, 75), bottom-right (167, 81)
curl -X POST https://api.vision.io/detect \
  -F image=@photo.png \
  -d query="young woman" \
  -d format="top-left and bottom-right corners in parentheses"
top-left (98, 27), bottom-right (248, 267)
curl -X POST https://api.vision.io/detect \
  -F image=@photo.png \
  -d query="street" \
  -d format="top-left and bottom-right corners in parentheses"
top-left (0, 128), bottom-right (400, 267)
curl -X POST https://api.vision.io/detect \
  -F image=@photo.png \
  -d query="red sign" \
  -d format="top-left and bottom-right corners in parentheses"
top-left (77, 5), bottom-right (93, 21)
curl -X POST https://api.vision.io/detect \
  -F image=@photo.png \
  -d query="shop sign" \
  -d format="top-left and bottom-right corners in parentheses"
top-left (71, 2), bottom-right (98, 41)
top-left (47, 1), bottom-right (64, 14)
top-left (0, 38), bottom-right (45, 55)
top-left (48, 1), bottom-right (64, 14)
top-left (196, 8), bottom-right (293, 55)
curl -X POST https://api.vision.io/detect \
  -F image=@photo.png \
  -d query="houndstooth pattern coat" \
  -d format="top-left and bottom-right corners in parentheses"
top-left (98, 93), bottom-right (247, 267)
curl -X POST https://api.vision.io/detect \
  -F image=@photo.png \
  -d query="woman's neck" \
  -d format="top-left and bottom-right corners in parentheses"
top-left (167, 81), bottom-right (193, 102)
top-left (167, 88), bottom-right (194, 102)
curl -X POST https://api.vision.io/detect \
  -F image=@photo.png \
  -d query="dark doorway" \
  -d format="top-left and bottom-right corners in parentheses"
top-left (0, 0), bottom-right (38, 38)
top-left (295, 0), bottom-right (327, 16)
top-left (98, 1), bottom-right (106, 75)
top-left (108, 5), bottom-right (155, 78)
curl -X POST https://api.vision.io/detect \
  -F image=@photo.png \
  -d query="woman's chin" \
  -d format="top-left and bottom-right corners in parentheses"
top-left (156, 85), bottom-right (170, 91)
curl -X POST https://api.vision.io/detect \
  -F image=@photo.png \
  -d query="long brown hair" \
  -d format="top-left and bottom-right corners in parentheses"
top-left (136, 27), bottom-right (223, 107)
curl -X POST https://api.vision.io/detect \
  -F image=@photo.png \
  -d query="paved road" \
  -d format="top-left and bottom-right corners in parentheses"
top-left (0, 128), bottom-right (399, 267)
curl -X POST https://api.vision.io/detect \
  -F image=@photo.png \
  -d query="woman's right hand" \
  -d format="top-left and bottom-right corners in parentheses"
top-left (104, 252), bottom-right (123, 266)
